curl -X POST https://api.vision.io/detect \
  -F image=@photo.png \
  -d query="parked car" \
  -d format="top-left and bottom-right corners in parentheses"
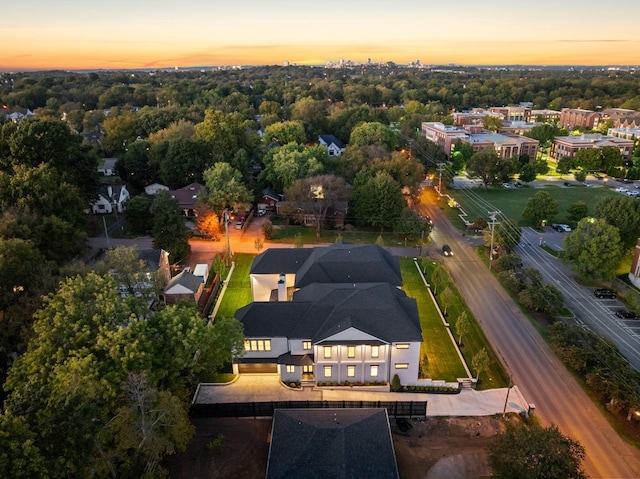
top-left (622, 179), bottom-right (634, 184)
top-left (551, 224), bottom-right (571, 232)
top-left (235, 221), bottom-right (244, 229)
top-left (615, 309), bottom-right (639, 320)
top-left (563, 181), bottom-right (571, 187)
top-left (442, 244), bottom-right (453, 257)
top-left (626, 190), bottom-right (639, 197)
top-left (614, 187), bottom-right (628, 193)
top-left (594, 289), bottom-right (616, 299)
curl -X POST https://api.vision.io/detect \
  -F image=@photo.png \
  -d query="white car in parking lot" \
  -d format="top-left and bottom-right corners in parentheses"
top-left (614, 187), bottom-right (628, 193)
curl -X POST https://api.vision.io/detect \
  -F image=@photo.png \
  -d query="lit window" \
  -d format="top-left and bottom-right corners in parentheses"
top-left (347, 365), bottom-right (355, 377)
top-left (302, 340), bottom-right (312, 350)
top-left (324, 366), bottom-right (332, 378)
top-left (245, 339), bottom-right (272, 352)
top-left (303, 365), bottom-right (313, 373)
top-left (286, 365), bottom-right (295, 374)
top-left (347, 346), bottom-right (356, 358)
top-left (324, 346), bottom-right (332, 359)
top-left (370, 365), bottom-right (379, 377)
top-left (371, 345), bottom-right (379, 358)
top-left (396, 343), bottom-right (410, 349)
top-left (395, 363), bottom-right (409, 369)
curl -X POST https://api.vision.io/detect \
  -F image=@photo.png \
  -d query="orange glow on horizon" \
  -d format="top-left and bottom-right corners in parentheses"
top-left (3, 40), bottom-right (639, 72)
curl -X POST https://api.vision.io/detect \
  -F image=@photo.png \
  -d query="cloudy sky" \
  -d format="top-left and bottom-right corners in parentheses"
top-left (3, 0), bottom-right (639, 70)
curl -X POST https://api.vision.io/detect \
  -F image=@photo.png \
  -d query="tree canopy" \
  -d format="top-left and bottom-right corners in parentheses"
top-left (488, 423), bottom-right (586, 479)
top-left (563, 217), bottom-right (623, 281)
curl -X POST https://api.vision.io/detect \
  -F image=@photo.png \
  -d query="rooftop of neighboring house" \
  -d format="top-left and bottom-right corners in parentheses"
top-left (97, 184), bottom-right (127, 200)
top-left (164, 270), bottom-right (203, 294)
top-left (167, 183), bottom-right (205, 207)
top-left (319, 134), bottom-right (345, 149)
top-left (266, 408), bottom-right (399, 479)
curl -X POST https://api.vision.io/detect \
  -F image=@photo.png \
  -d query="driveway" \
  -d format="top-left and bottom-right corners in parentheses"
top-left (194, 375), bottom-right (530, 417)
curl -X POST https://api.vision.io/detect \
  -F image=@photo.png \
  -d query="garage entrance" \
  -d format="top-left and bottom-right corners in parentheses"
top-left (238, 363), bottom-right (278, 374)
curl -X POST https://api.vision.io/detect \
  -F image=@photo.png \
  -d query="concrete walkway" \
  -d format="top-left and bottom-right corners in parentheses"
top-left (194, 374), bottom-right (530, 417)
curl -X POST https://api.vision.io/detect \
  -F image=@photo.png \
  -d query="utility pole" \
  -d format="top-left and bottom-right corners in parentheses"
top-left (502, 375), bottom-right (513, 417)
top-left (224, 208), bottom-right (231, 267)
top-left (436, 163), bottom-right (445, 197)
top-left (488, 211), bottom-right (500, 271)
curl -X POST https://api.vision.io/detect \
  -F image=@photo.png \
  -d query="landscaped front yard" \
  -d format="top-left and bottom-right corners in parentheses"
top-left (400, 258), bottom-right (467, 381)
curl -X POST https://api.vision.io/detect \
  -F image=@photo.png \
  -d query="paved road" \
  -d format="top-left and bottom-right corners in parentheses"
top-left (517, 227), bottom-right (640, 370)
top-left (414, 187), bottom-right (640, 479)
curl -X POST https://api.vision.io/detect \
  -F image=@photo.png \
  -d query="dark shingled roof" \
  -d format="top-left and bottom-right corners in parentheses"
top-left (319, 134), bottom-right (346, 149)
top-left (294, 244), bottom-right (402, 288)
top-left (277, 352), bottom-right (314, 365)
top-left (236, 283), bottom-right (421, 343)
top-left (249, 244), bottom-right (401, 288)
top-left (266, 408), bottom-right (399, 479)
top-left (250, 248), bottom-right (314, 275)
top-left (164, 270), bottom-right (202, 294)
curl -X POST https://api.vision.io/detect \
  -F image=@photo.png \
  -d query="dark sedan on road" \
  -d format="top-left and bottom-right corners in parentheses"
top-left (442, 244), bottom-right (453, 257)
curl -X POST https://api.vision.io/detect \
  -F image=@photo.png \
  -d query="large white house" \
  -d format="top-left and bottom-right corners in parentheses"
top-left (234, 244), bottom-right (422, 385)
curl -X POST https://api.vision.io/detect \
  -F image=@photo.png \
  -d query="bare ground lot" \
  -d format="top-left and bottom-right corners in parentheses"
top-left (163, 416), bottom-right (509, 479)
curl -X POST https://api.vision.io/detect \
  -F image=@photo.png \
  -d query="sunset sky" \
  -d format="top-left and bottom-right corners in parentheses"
top-left (3, 0), bottom-right (639, 71)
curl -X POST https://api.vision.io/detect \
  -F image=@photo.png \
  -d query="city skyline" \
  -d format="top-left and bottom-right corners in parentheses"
top-left (3, 0), bottom-right (640, 71)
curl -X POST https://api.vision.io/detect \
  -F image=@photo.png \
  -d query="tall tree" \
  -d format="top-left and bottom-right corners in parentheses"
top-left (2, 118), bottom-right (98, 199)
top-left (352, 169), bottom-right (404, 229)
top-left (158, 137), bottom-right (206, 188)
top-left (194, 109), bottom-right (249, 161)
top-left (488, 423), bottom-right (586, 479)
top-left (563, 217), bottom-right (623, 281)
top-left (466, 149), bottom-right (501, 188)
top-left (522, 190), bottom-right (558, 228)
top-left (260, 143), bottom-right (327, 192)
top-left (349, 121), bottom-right (397, 151)
top-left (593, 195), bottom-right (640, 250)
top-left (471, 348), bottom-right (490, 382)
top-left (284, 175), bottom-right (350, 238)
top-left (202, 162), bottom-right (253, 217)
top-left (567, 201), bottom-right (588, 225)
top-left (150, 191), bottom-right (191, 262)
top-left (573, 148), bottom-right (602, 172)
top-left (263, 120), bottom-right (306, 145)
top-left (453, 311), bottom-right (470, 346)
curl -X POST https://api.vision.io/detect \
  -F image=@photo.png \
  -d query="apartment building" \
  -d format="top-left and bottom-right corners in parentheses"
top-left (550, 134), bottom-right (634, 161)
top-left (559, 108), bottom-right (600, 130)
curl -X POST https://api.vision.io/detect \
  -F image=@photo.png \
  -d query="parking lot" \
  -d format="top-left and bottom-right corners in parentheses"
top-left (518, 228), bottom-right (640, 370)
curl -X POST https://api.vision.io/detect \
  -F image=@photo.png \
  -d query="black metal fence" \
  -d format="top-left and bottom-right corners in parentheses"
top-left (191, 400), bottom-right (427, 419)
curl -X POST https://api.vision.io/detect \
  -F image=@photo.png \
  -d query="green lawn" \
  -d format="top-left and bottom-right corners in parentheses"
top-left (416, 258), bottom-right (510, 389)
top-left (445, 184), bottom-right (619, 227)
top-left (400, 258), bottom-right (467, 381)
top-left (214, 253), bottom-right (255, 319)
top-left (268, 224), bottom-right (426, 248)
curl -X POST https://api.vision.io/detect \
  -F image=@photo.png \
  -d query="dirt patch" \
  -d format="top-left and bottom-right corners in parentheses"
top-left (163, 417), bottom-right (271, 479)
top-left (392, 416), bottom-right (507, 479)
top-left (164, 416), bottom-right (509, 479)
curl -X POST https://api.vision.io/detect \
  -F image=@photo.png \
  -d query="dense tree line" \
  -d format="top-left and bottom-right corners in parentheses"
top-left (3, 67), bottom-right (640, 119)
